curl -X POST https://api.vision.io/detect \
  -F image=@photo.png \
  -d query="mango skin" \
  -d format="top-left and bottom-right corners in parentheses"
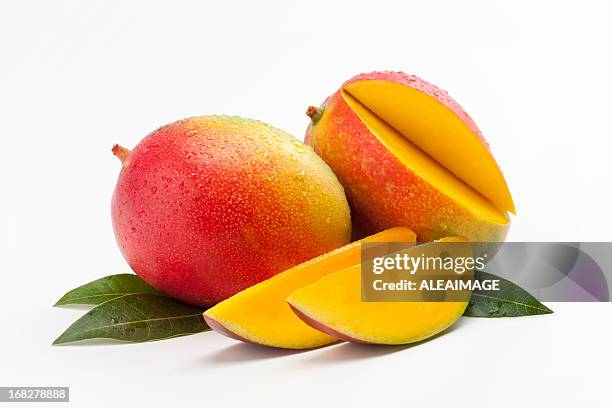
top-left (305, 71), bottom-right (509, 242)
top-left (112, 116), bottom-right (351, 306)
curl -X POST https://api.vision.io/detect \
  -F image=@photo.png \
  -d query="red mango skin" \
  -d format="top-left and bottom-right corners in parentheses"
top-left (112, 116), bottom-right (351, 306)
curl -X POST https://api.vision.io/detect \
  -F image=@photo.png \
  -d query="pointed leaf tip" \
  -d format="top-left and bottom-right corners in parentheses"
top-left (54, 274), bottom-right (162, 306)
top-left (464, 270), bottom-right (554, 317)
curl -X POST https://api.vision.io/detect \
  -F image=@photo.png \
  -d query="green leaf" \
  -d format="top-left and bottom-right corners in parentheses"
top-left (464, 270), bottom-right (553, 317)
top-left (53, 293), bottom-right (209, 345)
top-left (54, 274), bottom-right (163, 306)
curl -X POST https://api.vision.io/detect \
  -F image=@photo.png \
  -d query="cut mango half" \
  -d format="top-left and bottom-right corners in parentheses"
top-left (342, 79), bottom-right (515, 217)
top-left (203, 227), bottom-right (416, 349)
top-left (287, 237), bottom-right (471, 345)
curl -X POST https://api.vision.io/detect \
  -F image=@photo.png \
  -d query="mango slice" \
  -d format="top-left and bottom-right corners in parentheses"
top-left (287, 238), bottom-right (470, 345)
top-left (203, 227), bottom-right (416, 349)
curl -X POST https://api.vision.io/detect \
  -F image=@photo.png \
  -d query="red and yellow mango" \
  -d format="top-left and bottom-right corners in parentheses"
top-left (305, 71), bottom-right (514, 242)
top-left (112, 116), bottom-right (351, 306)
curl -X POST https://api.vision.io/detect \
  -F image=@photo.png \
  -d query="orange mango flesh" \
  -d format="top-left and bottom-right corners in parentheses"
top-left (343, 79), bottom-right (515, 216)
top-left (203, 227), bottom-right (416, 349)
top-left (287, 238), bottom-right (470, 345)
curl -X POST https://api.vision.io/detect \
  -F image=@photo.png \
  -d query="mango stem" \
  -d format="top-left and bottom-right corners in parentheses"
top-left (306, 106), bottom-right (324, 125)
top-left (112, 144), bottom-right (131, 164)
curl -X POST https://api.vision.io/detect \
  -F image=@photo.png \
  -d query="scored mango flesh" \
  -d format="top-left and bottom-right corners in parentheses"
top-left (287, 238), bottom-right (471, 345)
top-left (342, 79), bottom-right (515, 219)
top-left (204, 227), bottom-right (416, 349)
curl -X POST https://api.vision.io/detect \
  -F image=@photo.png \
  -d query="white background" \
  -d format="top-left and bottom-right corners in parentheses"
top-left (1, 0), bottom-right (611, 406)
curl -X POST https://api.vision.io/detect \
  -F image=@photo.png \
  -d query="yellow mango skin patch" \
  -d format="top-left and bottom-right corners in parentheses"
top-left (203, 227), bottom-right (416, 349)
